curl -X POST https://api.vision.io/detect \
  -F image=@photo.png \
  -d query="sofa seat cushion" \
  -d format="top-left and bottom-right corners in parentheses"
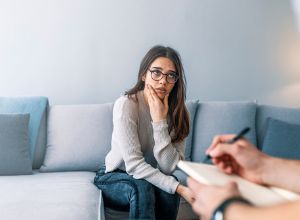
top-left (0, 171), bottom-right (104, 220)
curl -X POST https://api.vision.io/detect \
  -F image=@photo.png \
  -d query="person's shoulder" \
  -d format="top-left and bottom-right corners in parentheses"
top-left (114, 94), bottom-right (138, 110)
top-left (113, 94), bottom-right (138, 119)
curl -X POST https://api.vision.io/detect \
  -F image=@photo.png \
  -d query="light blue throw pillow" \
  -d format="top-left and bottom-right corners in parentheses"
top-left (0, 97), bottom-right (48, 168)
top-left (262, 118), bottom-right (300, 160)
top-left (0, 114), bottom-right (32, 175)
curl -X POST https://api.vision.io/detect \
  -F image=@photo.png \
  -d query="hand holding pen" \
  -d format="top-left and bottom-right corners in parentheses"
top-left (203, 127), bottom-right (267, 184)
top-left (203, 127), bottom-right (250, 163)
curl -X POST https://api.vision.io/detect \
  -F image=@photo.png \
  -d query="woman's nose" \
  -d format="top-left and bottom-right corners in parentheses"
top-left (159, 75), bottom-right (168, 85)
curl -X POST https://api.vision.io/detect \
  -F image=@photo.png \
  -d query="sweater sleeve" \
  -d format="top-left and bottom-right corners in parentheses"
top-left (113, 98), bottom-right (179, 194)
top-left (152, 120), bottom-right (185, 174)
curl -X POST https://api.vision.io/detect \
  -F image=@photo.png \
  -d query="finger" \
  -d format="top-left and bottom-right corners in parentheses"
top-left (163, 93), bottom-right (169, 108)
top-left (209, 142), bottom-right (238, 158)
top-left (206, 134), bottom-right (236, 154)
top-left (224, 165), bottom-right (233, 174)
top-left (231, 160), bottom-right (240, 173)
top-left (147, 85), bottom-right (155, 102)
top-left (215, 160), bottom-right (233, 174)
top-left (149, 85), bottom-right (159, 100)
top-left (144, 84), bottom-right (150, 98)
top-left (206, 135), bottom-right (222, 154)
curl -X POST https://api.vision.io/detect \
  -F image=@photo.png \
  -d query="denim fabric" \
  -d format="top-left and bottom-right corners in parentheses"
top-left (94, 166), bottom-right (180, 220)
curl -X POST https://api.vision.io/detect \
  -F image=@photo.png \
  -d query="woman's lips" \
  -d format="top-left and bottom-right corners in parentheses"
top-left (155, 88), bottom-right (167, 94)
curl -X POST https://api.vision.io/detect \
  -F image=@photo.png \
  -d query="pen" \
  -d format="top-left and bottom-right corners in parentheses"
top-left (203, 127), bottom-right (250, 162)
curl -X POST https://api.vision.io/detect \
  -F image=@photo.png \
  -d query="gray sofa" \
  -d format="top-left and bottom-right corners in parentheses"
top-left (1, 97), bottom-right (300, 220)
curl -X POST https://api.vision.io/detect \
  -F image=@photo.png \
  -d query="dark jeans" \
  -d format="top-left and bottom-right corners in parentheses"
top-left (94, 165), bottom-right (180, 220)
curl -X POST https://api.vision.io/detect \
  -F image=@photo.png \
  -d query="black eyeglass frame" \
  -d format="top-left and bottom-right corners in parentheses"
top-left (148, 69), bottom-right (179, 84)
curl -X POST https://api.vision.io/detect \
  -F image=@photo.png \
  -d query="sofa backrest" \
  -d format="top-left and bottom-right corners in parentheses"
top-left (33, 100), bottom-right (300, 172)
top-left (191, 101), bottom-right (257, 163)
top-left (39, 100), bottom-right (200, 172)
top-left (40, 103), bottom-right (114, 172)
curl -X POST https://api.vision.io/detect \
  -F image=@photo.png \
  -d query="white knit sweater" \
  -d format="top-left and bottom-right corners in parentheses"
top-left (105, 91), bottom-right (185, 194)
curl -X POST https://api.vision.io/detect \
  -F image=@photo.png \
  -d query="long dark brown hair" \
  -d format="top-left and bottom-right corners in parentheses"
top-left (125, 45), bottom-right (189, 143)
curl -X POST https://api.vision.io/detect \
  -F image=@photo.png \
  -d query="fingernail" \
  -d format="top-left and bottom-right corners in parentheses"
top-left (205, 148), bottom-right (210, 154)
top-left (209, 150), bottom-right (216, 157)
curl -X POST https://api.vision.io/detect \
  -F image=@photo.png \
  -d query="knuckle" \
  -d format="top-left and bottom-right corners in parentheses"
top-left (231, 144), bottom-right (240, 154)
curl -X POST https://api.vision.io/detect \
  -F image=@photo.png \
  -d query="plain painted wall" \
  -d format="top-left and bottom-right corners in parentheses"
top-left (1, 0), bottom-right (300, 107)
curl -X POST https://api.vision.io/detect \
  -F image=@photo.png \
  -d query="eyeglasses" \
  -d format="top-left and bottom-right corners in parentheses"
top-left (148, 69), bottom-right (179, 84)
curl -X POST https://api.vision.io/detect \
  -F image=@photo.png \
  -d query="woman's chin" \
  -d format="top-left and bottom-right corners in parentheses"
top-left (157, 94), bottom-right (165, 100)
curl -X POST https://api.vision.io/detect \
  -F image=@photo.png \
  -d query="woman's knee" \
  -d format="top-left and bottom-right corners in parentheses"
top-left (127, 179), bottom-right (155, 201)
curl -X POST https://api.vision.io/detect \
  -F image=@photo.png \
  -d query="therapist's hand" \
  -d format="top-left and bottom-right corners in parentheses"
top-left (206, 135), bottom-right (269, 184)
top-left (187, 177), bottom-right (240, 220)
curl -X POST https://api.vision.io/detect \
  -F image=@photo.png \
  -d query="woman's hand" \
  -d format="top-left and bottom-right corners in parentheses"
top-left (144, 84), bottom-right (169, 122)
top-left (176, 184), bottom-right (195, 204)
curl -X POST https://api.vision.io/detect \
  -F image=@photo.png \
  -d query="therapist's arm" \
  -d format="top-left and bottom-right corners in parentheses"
top-left (187, 177), bottom-right (300, 220)
top-left (225, 200), bottom-right (300, 220)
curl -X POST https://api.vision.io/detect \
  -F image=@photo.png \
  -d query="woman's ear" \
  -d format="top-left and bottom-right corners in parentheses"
top-left (142, 74), bottom-right (146, 81)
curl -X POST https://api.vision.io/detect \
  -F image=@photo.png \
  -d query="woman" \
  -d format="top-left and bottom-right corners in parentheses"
top-left (94, 45), bottom-right (193, 220)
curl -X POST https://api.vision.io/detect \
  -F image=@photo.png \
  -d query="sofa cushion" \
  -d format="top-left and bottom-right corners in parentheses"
top-left (0, 171), bottom-right (103, 220)
top-left (0, 97), bottom-right (48, 169)
top-left (0, 114), bottom-right (32, 175)
top-left (184, 100), bottom-right (199, 161)
top-left (192, 101), bottom-right (257, 162)
top-left (262, 118), bottom-right (300, 159)
top-left (256, 105), bottom-right (300, 149)
top-left (40, 103), bottom-right (114, 172)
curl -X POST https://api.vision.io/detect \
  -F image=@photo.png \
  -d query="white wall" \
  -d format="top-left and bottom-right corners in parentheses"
top-left (1, 0), bottom-right (300, 107)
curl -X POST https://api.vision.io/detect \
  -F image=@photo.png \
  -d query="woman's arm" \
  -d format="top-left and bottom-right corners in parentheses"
top-left (145, 84), bottom-right (186, 174)
top-left (113, 97), bottom-right (179, 194)
top-left (152, 121), bottom-right (185, 174)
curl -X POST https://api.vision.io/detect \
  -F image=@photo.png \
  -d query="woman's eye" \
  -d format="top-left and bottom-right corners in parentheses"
top-left (168, 73), bottom-right (177, 78)
top-left (153, 70), bottom-right (161, 76)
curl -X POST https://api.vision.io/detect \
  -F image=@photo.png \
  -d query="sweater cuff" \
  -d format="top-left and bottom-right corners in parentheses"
top-left (170, 180), bottom-right (180, 194)
top-left (152, 119), bottom-right (168, 129)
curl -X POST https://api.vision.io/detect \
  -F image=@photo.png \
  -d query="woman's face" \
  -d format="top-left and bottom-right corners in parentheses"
top-left (143, 57), bottom-right (177, 100)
